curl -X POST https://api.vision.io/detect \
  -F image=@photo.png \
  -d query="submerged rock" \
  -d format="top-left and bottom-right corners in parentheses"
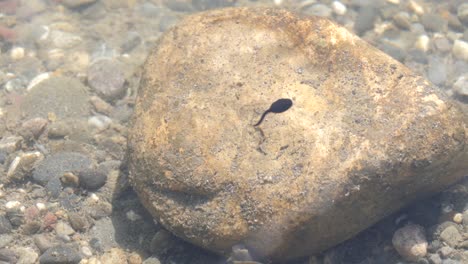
top-left (128, 7), bottom-right (468, 261)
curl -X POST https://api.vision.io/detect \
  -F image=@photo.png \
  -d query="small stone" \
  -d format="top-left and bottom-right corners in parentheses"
top-left (36, 203), bottom-right (46, 211)
top-left (438, 246), bottom-right (453, 258)
top-left (415, 35), bottom-right (430, 52)
top-left (0, 215), bottom-right (13, 234)
top-left (448, 15), bottom-right (464, 32)
top-left (452, 213), bottom-right (463, 224)
top-left (331, 1), bottom-right (346, 15)
top-left (408, 0), bottom-right (424, 15)
top-left (49, 30), bottom-right (82, 49)
top-left (439, 226), bottom-right (461, 247)
top-left (48, 121), bottom-right (71, 138)
top-left (0, 248), bottom-right (18, 263)
top-left (55, 221), bottom-right (75, 236)
top-left (125, 210), bottom-right (142, 222)
top-left (62, 0), bottom-right (98, 8)
top-left (386, 0), bottom-right (399, 4)
top-left (20, 118), bottom-right (48, 139)
top-left (22, 221), bottom-right (41, 235)
top-left (81, 246), bottom-right (92, 258)
top-left (39, 245), bottom-right (81, 264)
top-left (33, 234), bottom-right (54, 253)
top-left (420, 14), bottom-right (447, 32)
top-left (78, 169), bottom-right (107, 190)
top-left (0, 234), bottom-right (13, 248)
top-left (305, 4), bottom-right (332, 17)
top-left (453, 40), bottom-right (468, 61)
top-left (392, 224), bottom-right (428, 261)
top-left (41, 212), bottom-right (57, 231)
top-left (10, 47), bottom-right (25, 60)
top-left (90, 96), bottom-right (113, 115)
top-left (142, 257), bottom-right (161, 264)
top-left (87, 59), bottom-right (126, 102)
top-left (68, 212), bottom-right (89, 232)
top-left (0, 136), bottom-right (22, 153)
top-left (393, 12), bottom-right (412, 30)
top-left (100, 248), bottom-right (127, 264)
top-left (427, 57), bottom-right (447, 86)
top-left (354, 6), bottom-right (378, 35)
top-left (453, 74), bottom-right (468, 97)
top-left (60, 172), bottom-right (79, 188)
top-left (5, 201), bottom-right (21, 209)
top-left (428, 253), bottom-right (442, 264)
top-left (15, 247), bottom-right (38, 264)
top-left (457, 3), bottom-right (468, 25)
top-left (433, 37), bottom-right (451, 53)
top-left (88, 115), bottom-right (112, 131)
top-left (128, 252), bottom-right (142, 264)
top-left (7, 151), bottom-right (44, 182)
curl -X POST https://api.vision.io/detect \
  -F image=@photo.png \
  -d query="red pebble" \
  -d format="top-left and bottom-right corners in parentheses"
top-left (24, 206), bottom-right (40, 222)
top-left (42, 212), bottom-right (57, 230)
top-left (0, 26), bottom-right (16, 42)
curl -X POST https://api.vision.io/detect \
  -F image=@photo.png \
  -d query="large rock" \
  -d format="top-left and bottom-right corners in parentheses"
top-left (128, 7), bottom-right (468, 261)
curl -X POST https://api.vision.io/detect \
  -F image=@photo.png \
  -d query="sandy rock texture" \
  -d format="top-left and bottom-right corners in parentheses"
top-left (128, 7), bottom-right (468, 261)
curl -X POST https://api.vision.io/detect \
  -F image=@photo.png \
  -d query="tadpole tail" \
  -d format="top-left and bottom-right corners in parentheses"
top-left (254, 111), bottom-right (269, 126)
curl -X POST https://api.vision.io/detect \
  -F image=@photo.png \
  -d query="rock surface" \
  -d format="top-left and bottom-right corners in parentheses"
top-left (128, 7), bottom-right (468, 261)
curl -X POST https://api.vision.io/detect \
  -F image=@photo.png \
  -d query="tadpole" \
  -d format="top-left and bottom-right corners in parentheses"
top-left (254, 98), bottom-right (293, 126)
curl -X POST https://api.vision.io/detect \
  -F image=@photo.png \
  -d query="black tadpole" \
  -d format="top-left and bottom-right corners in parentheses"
top-left (254, 98), bottom-right (293, 126)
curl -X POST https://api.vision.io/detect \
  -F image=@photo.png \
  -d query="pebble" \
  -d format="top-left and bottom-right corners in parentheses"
top-left (305, 4), bottom-right (332, 17)
top-left (26, 72), bottom-right (50, 91)
top-left (393, 12), bottom-right (412, 30)
top-left (142, 257), bottom-right (161, 264)
top-left (0, 248), bottom-right (17, 263)
top-left (408, 0), bottom-right (424, 15)
top-left (439, 226), bottom-right (462, 247)
top-left (33, 234), bottom-right (54, 253)
top-left (433, 37), bottom-right (451, 53)
top-left (420, 14), bottom-right (447, 32)
top-left (452, 40), bottom-right (468, 61)
top-left (90, 96), bottom-right (113, 115)
top-left (0, 136), bottom-right (22, 154)
top-left (10, 47), bottom-right (25, 60)
top-left (15, 247), bottom-right (38, 264)
top-left (100, 248), bottom-right (127, 264)
top-left (458, 3), bottom-right (468, 25)
top-left (354, 6), bottom-right (378, 35)
top-left (78, 169), bottom-right (107, 190)
top-left (55, 221), bottom-right (75, 236)
top-left (87, 59), bottom-right (126, 102)
top-left (39, 245), bottom-right (81, 264)
top-left (32, 152), bottom-right (92, 197)
top-left (331, 1), bottom-right (346, 15)
top-left (68, 212), bottom-right (89, 232)
top-left (150, 229), bottom-right (177, 255)
top-left (415, 35), bottom-right (430, 52)
top-left (392, 224), bottom-right (428, 261)
top-left (20, 118), bottom-right (48, 139)
top-left (62, 0), bottom-right (98, 8)
top-left (88, 115), bottom-right (112, 131)
top-left (47, 121), bottom-right (71, 138)
top-left (7, 151), bottom-right (44, 182)
top-left (438, 246), bottom-right (453, 258)
top-left (428, 253), bottom-right (442, 264)
top-left (453, 74), bottom-right (468, 97)
top-left (0, 215), bottom-right (12, 234)
top-left (81, 246), bottom-right (92, 258)
top-left (427, 57), bottom-right (447, 86)
top-left (49, 30), bottom-right (82, 49)
top-left (452, 213), bottom-right (463, 224)
top-left (0, 234), bottom-right (13, 248)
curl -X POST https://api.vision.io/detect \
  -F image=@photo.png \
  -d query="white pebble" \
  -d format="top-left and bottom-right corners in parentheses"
top-left (126, 210), bottom-right (142, 221)
top-left (414, 35), bottom-right (430, 52)
top-left (386, 0), bottom-right (399, 4)
top-left (27, 72), bottom-right (51, 91)
top-left (453, 74), bottom-right (468, 96)
top-left (90, 193), bottom-right (99, 202)
top-left (81, 246), bottom-right (93, 257)
top-left (10, 47), bottom-right (25, 60)
top-left (5, 201), bottom-right (21, 209)
top-left (273, 0), bottom-right (283, 5)
top-left (453, 213), bottom-right (463, 224)
top-left (36, 203), bottom-right (46, 211)
top-left (331, 1), bottom-right (346, 15)
top-left (88, 115), bottom-right (112, 131)
top-left (409, 0), bottom-right (424, 15)
top-left (453, 39), bottom-right (468, 61)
